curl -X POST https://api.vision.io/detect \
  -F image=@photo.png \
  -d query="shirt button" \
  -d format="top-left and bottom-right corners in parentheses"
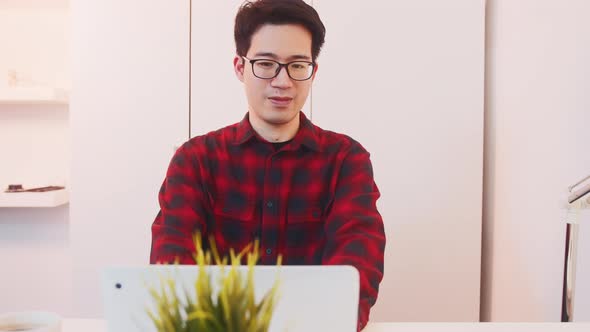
top-left (266, 201), bottom-right (273, 208)
top-left (266, 248), bottom-right (272, 255)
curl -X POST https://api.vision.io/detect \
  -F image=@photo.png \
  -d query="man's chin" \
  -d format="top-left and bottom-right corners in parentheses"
top-left (262, 110), bottom-right (298, 125)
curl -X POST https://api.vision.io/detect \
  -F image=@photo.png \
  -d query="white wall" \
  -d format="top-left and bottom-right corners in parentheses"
top-left (0, 3), bottom-right (70, 92)
top-left (0, 207), bottom-right (71, 315)
top-left (0, 2), bottom-right (71, 316)
top-left (0, 106), bottom-right (71, 315)
top-left (69, 0), bottom-right (189, 317)
top-left (481, 0), bottom-right (590, 322)
top-left (0, 106), bottom-right (69, 192)
top-left (0, 2), bottom-right (70, 189)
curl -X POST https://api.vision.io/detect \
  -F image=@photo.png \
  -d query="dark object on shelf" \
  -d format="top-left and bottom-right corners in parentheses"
top-left (25, 186), bottom-right (65, 192)
top-left (5, 185), bottom-right (65, 193)
top-left (5, 184), bottom-right (25, 193)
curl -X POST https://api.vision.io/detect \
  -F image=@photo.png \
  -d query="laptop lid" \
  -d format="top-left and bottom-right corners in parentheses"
top-left (101, 265), bottom-right (359, 332)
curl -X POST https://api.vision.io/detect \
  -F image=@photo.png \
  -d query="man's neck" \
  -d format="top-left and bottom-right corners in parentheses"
top-left (249, 113), bottom-right (300, 143)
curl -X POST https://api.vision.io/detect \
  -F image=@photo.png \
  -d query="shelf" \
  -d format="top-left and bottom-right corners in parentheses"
top-left (0, 189), bottom-right (69, 208)
top-left (0, 87), bottom-right (69, 105)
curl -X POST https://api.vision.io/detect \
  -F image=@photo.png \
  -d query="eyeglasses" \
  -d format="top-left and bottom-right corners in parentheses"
top-left (242, 56), bottom-right (316, 81)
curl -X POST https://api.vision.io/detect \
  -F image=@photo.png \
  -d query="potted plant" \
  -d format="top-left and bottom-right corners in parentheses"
top-left (146, 233), bottom-right (282, 332)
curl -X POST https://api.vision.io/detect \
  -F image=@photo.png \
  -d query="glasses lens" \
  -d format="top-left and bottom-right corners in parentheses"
top-left (252, 60), bottom-right (280, 79)
top-left (288, 62), bottom-right (314, 80)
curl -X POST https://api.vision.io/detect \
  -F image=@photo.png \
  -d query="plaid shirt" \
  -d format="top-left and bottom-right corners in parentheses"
top-left (150, 112), bottom-right (385, 330)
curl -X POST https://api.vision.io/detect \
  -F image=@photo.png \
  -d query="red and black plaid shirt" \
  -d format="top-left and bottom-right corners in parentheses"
top-left (150, 112), bottom-right (385, 329)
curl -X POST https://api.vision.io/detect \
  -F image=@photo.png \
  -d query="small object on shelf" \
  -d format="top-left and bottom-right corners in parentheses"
top-left (25, 186), bottom-right (65, 192)
top-left (5, 184), bottom-right (24, 192)
top-left (5, 185), bottom-right (65, 193)
top-left (7, 69), bottom-right (18, 87)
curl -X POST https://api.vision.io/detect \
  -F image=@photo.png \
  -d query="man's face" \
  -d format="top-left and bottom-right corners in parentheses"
top-left (234, 24), bottom-right (316, 133)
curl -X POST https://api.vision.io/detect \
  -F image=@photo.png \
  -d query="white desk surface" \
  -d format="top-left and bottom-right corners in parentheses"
top-left (62, 319), bottom-right (590, 332)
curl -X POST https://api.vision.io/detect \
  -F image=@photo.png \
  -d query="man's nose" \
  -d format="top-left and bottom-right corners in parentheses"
top-left (270, 66), bottom-right (293, 88)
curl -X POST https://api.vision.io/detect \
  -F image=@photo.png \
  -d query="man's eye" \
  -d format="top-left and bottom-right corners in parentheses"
top-left (257, 61), bottom-right (275, 68)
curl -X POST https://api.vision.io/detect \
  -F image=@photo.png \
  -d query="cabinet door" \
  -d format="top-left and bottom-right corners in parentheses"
top-left (312, 0), bottom-right (485, 321)
top-left (190, 0), bottom-right (312, 137)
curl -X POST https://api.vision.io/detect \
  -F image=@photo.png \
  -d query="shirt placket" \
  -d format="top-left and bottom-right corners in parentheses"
top-left (260, 151), bottom-right (281, 265)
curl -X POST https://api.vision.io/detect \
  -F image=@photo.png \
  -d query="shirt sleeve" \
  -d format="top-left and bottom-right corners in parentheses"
top-left (150, 142), bottom-right (208, 265)
top-left (321, 142), bottom-right (386, 331)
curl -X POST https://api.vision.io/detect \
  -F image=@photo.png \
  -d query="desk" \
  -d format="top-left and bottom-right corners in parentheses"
top-left (364, 323), bottom-right (590, 332)
top-left (62, 319), bottom-right (590, 332)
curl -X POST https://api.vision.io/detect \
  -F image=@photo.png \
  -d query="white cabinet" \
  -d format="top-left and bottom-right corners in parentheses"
top-left (188, 0), bottom-right (485, 322)
top-left (69, 0), bottom-right (190, 316)
top-left (190, 0), bottom-right (485, 322)
top-left (312, 0), bottom-right (485, 321)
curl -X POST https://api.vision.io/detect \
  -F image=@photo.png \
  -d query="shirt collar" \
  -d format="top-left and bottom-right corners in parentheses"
top-left (234, 113), bottom-right (256, 145)
top-left (233, 112), bottom-right (321, 152)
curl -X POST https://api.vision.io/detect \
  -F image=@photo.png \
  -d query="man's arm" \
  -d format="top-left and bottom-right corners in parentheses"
top-left (322, 142), bottom-right (386, 331)
top-left (150, 143), bottom-right (208, 264)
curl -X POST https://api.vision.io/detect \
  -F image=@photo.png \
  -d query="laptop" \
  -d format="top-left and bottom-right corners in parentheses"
top-left (101, 265), bottom-right (359, 332)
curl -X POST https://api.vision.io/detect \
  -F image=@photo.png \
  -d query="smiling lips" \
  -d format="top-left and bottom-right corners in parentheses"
top-left (269, 96), bottom-right (293, 107)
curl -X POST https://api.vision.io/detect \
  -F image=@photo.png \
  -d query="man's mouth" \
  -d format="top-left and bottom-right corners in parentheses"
top-left (268, 96), bottom-right (293, 106)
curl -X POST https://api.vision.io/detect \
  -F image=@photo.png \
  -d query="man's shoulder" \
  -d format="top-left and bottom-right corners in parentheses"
top-left (181, 122), bottom-right (240, 152)
top-left (313, 123), bottom-right (369, 155)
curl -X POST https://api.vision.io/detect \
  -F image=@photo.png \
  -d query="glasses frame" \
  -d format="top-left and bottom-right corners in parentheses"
top-left (242, 56), bottom-right (316, 81)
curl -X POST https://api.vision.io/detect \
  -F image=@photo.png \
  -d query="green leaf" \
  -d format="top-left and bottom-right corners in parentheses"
top-left (146, 231), bottom-right (280, 332)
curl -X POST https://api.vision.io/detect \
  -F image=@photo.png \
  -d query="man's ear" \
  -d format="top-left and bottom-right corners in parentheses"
top-left (234, 55), bottom-right (245, 82)
top-left (311, 62), bottom-right (319, 81)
